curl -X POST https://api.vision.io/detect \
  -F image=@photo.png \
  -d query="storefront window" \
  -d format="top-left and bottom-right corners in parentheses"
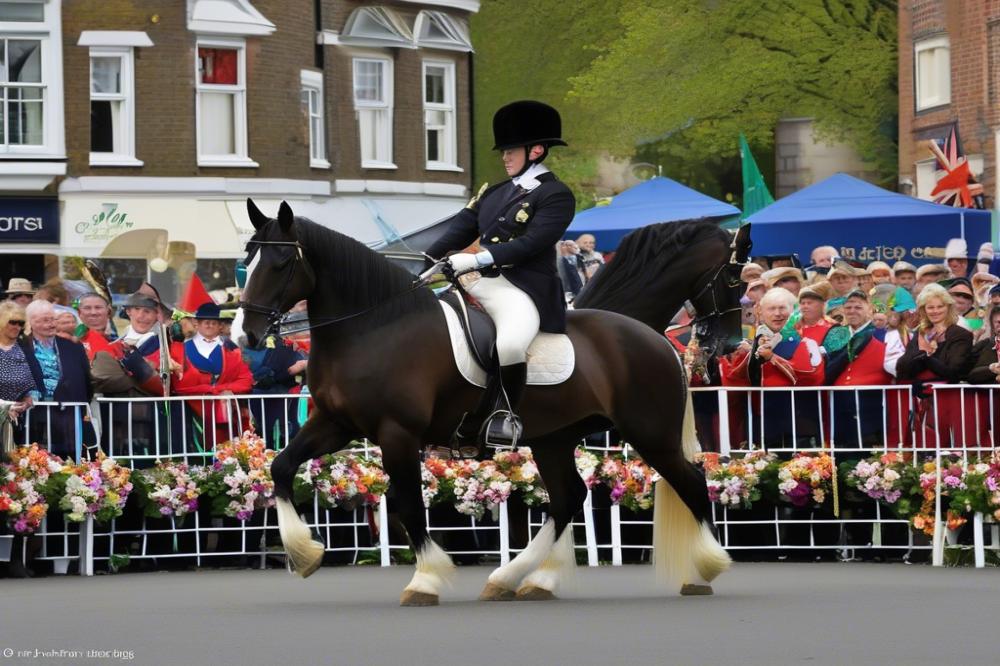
top-left (196, 258), bottom-right (237, 294)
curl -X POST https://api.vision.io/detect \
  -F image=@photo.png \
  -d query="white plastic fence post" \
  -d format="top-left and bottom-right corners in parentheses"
top-left (79, 515), bottom-right (94, 576)
top-left (717, 388), bottom-right (731, 456)
top-left (378, 494), bottom-right (391, 567)
top-left (973, 513), bottom-right (985, 569)
top-left (582, 488), bottom-right (598, 567)
top-left (610, 503), bottom-right (623, 566)
top-left (499, 500), bottom-right (510, 566)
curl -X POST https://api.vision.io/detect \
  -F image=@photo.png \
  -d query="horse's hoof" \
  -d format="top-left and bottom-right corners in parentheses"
top-left (400, 590), bottom-right (440, 607)
top-left (680, 583), bottom-right (714, 596)
top-left (515, 585), bottom-right (556, 601)
top-left (479, 582), bottom-right (516, 601)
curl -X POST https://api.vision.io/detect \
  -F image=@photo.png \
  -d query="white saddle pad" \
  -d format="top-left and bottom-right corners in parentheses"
top-left (439, 301), bottom-right (575, 388)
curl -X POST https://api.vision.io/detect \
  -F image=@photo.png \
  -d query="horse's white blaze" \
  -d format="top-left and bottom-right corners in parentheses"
top-left (652, 479), bottom-right (731, 589)
top-left (487, 519), bottom-right (557, 591)
top-left (520, 523), bottom-right (576, 593)
top-left (231, 249), bottom-right (262, 348)
top-left (404, 539), bottom-right (455, 596)
top-left (276, 497), bottom-right (324, 578)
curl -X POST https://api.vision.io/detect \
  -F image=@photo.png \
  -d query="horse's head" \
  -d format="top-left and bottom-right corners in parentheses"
top-left (687, 223), bottom-right (752, 359)
top-left (231, 199), bottom-right (316, 349)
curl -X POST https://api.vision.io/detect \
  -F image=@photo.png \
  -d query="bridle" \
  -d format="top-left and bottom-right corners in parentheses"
top-left (238, 239), bottom-right (311, 336)
top-left (237, 238), bottom-right (428, 339)
top-left (689, 260), bottom-right (745, 326)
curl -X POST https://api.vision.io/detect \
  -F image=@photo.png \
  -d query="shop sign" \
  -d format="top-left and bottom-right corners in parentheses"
top-left (0, 198), bottom-right (59, 244)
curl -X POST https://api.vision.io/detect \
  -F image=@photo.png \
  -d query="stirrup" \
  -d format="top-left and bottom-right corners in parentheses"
top-left (480, 409), bottom-right (522, 450)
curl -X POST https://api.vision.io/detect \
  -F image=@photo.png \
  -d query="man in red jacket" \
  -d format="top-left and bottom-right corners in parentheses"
top-left (720, 288), bottom-right (824, 446)
top-left (823, 290), bottom-right (892, 448)
top-left (172, 302), bottom-right (252, 449)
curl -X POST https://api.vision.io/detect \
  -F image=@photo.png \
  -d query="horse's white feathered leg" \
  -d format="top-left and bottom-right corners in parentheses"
top-left (518, 522), bottom-right (576, 595)
top-left (401, 539), bottom-right (455, 605)
top-left (484, 519), bottom-right (557, 594)
top-left (276, 497), bottom-right (324, 578)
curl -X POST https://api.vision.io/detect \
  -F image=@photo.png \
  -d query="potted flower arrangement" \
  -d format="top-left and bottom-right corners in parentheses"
top-left (942, 452), bottom-right (1000, 524)
top-left (452, 459), bottom-right (512, 520)
top-left (608, 456), bottom-right (658, 513)
top-left (495, 447), bottom-right (549, 506)
top-left (573, 447), bottom-right (601, 491)
top-left (197, 431), bottom-right (276, 520)
top-left (293, 453), bottom-right (390, 510)
top-left (703, 450), bottom-right (777, 510)
top-left (47, 452), bottom-right (133, 525)
top-left (1, 444), bottom-right (63, 534)
top-left (771, 452), bottom-right (834, 508)
top-left (842, 452), bottom-right (906, 505)
top-left (132, 460), bottom-right (201, 520)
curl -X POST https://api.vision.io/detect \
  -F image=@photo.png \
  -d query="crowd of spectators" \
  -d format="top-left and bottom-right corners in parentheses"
top-left (0, 276), bottom-right (309, 459)
top-left (710, 237), bottom-right (1000, 450)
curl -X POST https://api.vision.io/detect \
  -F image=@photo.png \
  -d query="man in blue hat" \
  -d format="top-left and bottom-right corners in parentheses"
top-left (426, 100), bottom-right (575, 454)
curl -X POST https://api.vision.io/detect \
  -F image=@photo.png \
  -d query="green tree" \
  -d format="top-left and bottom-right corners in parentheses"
top-left (568, 0), bottom-right (898, 182)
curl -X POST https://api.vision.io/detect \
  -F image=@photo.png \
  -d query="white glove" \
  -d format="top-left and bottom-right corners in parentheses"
top-left (447, 253), bottom-right (480, 274)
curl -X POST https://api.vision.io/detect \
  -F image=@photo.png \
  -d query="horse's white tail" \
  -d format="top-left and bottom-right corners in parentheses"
top-left (276, 497), bottom-right (325, 578)
top-left (681, 391), bottom-right (700, 462)
top-left (653, 479), bottom-right (731, 588)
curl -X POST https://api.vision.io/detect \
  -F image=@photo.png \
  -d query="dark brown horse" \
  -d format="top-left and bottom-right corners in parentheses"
top-left (232, 200), bottom-right (748, 605)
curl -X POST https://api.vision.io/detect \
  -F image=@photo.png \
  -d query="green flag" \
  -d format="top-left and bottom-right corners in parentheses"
top-left (739, 133), bottom-right (774, 218)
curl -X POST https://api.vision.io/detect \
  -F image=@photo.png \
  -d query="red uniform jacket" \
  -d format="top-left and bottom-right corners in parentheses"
top-left (80, 328), bottom-right (113, 362)
top-left (171, 340), bottom-right (252, 397)
top-left (830, 338), bottom-right (891, 387)
top-left (798, 319), bottom-right (832, 346)
top-left (720, 332), bottom-right (824, 388)
top-left (92, 334), bottom-right (169, 397)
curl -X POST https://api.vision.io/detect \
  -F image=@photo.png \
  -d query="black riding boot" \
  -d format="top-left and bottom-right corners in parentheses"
top-left (452, 364), bottom-right (504, 457)
top-left (482, 362), bottom-right (527, 449)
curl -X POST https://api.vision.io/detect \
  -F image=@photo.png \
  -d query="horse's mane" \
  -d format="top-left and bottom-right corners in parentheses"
top-left (295, 218), bottom-right (437, 330)
top-left (573, 219), bottom-right (730, 328)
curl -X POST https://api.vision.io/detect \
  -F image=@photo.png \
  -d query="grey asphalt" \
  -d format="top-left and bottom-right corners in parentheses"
top-left (0, 562), bottom-right (995, 666)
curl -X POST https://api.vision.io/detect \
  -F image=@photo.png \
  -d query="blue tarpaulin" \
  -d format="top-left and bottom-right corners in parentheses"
top-left (565, 177), bottom-right (741, 250)
top-left (745, 173), bottom-right (992, 266)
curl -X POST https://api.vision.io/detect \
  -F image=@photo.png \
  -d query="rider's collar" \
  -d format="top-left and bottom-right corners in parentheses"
top-left (511, 163), bottom-right (550, 192)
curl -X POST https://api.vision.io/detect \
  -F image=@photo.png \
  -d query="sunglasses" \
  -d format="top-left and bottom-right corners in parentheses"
top-left (8, 320), bottom-right (25, 326)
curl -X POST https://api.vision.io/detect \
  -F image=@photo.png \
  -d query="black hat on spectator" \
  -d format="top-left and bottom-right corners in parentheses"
top-left (192, 302), bottom-right (223, 320)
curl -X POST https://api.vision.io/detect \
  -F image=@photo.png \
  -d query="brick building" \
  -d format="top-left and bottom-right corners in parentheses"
top-left (898, 0), bottom-right (999, 210)
top-left (0, 0), bottom-right (477, 303)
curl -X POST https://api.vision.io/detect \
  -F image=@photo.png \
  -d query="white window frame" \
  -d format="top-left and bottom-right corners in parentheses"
top-left (352, 56), bottom-right (395, 170)
top-left (422, 60), bottom-right (460, 171)
top-left (915, 35), bottom-right (950, 111)
top-left (0, 0), bottom-right (65, 158)
top-left (88, 46), bottom-right (141, 166)
top-left (300, 69), bottom-right (329, 169)
top-left (195, 36), bottom-right (256, 167)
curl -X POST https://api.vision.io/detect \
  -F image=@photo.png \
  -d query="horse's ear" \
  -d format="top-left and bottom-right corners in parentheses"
top-left (247, 198), bottom-right (268, 230)
top-left (277, 200), bottom-right (294, 232)
top-left (734, 223), bottom-right (752, 263)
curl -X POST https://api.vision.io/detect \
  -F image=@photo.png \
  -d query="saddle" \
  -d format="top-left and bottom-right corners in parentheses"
top-left (438, 294), bottom-right (575, 388)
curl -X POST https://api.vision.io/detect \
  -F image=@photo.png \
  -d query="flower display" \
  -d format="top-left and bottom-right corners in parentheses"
top-left (294, 453), bottom-right (390, 510)
top-left (775, 452), bottom-right (833, 508)
top-left (496, 447), bottom-right (549, 506)
top-left (573, 447), bottom-right (601, 490)
top-left (452, 460), bottom-right (512, 519)
top-left (608, 456), bottom-right (659, 512)
top-left (703, 450), bottom-right (776, 509)
top-left (1, 444), bottom-right (64, 534)
top-left (58, 453), bottom-right (133, 524)
top-left (199, 431), bottom-right (276, 520)
top-left (133, 461), bottom-right (201, 520)
top-left (843, 453), bottom-right (905, 504)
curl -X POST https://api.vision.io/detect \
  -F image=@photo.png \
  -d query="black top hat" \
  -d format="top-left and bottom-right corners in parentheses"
top-left (192, 302), bottom-right (222, 320)
top-left (492, 100), bottom-right (568, 151)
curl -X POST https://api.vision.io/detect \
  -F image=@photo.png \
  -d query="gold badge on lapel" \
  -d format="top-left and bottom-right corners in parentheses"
top-left (515, 208), bottom-right (530, 223)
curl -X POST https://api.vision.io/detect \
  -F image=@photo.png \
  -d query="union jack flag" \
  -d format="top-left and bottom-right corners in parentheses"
top-left (927, 123), bottom-right (985, 209)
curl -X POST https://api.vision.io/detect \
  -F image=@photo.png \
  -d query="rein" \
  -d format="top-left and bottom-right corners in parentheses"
top-left (238, 238), bottom-right (432, 336)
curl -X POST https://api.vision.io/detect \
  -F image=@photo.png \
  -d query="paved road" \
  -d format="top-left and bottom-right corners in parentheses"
top-left (0, 562), bottom-right (995, 666)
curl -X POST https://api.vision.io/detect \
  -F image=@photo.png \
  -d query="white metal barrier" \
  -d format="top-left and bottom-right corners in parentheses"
top-left (6, 387), bottom-right (999, 574)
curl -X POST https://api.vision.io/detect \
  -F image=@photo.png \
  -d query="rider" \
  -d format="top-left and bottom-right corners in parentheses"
top-left (426, 100), bottom-right (576, 452)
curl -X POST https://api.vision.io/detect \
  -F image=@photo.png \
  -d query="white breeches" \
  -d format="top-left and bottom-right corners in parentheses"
top-left (466, 274), bottom-right (540, 366)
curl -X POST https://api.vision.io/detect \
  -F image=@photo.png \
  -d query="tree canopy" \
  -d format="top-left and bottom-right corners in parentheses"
top-left (470, 0), bottom-right (898, 207)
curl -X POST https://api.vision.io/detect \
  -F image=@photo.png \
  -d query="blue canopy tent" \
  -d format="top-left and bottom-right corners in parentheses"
top-left (565, 177), bottom-right (741, 250)
top-left (745, 173), bottom-right (992, 266)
